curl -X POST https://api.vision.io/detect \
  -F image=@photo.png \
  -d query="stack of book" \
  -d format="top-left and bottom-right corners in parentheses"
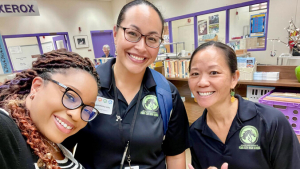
top-left (263, 92), bottom-right (300, 103)
top-left (164, 60), bottom-right (190, 78)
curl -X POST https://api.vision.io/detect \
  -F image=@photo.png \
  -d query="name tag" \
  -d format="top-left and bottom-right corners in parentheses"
top-left (34, 163), bottom-right (39, 169)
top-left (125, 166), bottom-right (139, 169)
top-left (95, 96), bottom-right (114, 115)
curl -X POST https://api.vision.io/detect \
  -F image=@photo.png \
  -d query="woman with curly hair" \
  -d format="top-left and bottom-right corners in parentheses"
top-left (0, 49), bottom-right (100, 169)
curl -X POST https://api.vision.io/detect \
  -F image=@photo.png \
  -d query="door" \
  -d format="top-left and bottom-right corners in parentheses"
top-left (91, 31), bottom-right (115, 58)
top-left (52, 35), bottom-right (68, 50)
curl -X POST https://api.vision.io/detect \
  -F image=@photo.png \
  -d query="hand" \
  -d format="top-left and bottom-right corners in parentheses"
top-left (208, 163), bottom-right (228, 169)
top-left (188, 164), bottom-right (194, 169)
top-left (188, 162), bottom-right (228, 169)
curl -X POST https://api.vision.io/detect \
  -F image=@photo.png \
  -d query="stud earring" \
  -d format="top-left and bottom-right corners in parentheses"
top-left (230, 89), bottom-right (235, 103)
top-left (29, 93), bottom-right (34, 100)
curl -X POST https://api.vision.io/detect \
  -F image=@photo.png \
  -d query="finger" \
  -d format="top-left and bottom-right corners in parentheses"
top-left (207, 167), bottom-right (217, 169)
top-left (221, 163), bottom-right (228, 169)
top-left (188, 164), bottom-right (195, 169)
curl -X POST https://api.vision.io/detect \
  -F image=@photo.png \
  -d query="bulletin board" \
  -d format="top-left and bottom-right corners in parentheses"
top-left (250, 13), bottom-right (266, 37)
top-left (8, 45), bottom-right (40, 71)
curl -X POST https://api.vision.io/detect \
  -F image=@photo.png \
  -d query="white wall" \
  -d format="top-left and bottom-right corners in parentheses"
top-left (151, 0), bottom-right (300, 65)
top-left (0, 0), bottom-right (115, 82)
top-left (5, 37), bottom-right (38, 47)
top-left (112, 0), bottom-right (127, 26)
top-left (0, 0), bottom-right (114, 59)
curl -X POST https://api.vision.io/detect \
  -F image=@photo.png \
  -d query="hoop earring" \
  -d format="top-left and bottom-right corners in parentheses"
top-left (230, 89), bottom-right (235, 103)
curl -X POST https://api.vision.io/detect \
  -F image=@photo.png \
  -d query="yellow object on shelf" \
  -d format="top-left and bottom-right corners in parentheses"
top-left (155, 61), bottom-right (163, 67)
top-left (194, 98), bottom-right (197, 103)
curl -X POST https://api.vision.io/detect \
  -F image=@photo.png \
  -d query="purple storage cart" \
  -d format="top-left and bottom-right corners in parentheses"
top-left (259, 90), bottom-right (300, 135)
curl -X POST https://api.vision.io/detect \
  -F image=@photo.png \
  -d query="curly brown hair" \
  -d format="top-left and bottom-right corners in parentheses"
top-left (0, 49), bottom-right (100, 169)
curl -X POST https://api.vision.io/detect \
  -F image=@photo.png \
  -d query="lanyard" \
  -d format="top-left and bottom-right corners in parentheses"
top-left (111, 67), bottom-right (143, 169)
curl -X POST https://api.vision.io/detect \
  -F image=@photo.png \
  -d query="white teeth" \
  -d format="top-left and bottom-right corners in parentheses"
top-left (130, 54), bottom-right (144, 61)
top-left (55, 117), bottom-right (73, 130)
top-left (198, 92), bottom-right (214, 96)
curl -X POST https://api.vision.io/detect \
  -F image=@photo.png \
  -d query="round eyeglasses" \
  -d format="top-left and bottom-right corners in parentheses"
top-left (117, 25), bottom-right (163, 48)
top-left (49, 79), bottom-right (99, 122)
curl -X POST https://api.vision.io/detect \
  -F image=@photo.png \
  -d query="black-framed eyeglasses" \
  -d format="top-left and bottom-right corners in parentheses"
top-left (117, 25), bottom-right (163, 48)
top-left (49, 79), bottom-right (99, 122)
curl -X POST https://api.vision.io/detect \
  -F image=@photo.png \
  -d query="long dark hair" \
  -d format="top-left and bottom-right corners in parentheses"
top-left (116, 0), bottom-right (165, 36)
top-left (0, 49), bottom-right (99, 168)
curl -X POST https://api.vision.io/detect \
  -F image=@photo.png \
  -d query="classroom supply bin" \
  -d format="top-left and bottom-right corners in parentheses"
top-left (259, 90), bottom-right (300, 135)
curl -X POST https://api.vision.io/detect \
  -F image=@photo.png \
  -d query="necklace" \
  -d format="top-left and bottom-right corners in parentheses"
top-left (42, 138), bottom-right (60, 153)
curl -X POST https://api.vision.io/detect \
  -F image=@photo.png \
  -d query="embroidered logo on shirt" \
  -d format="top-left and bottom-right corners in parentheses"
top-left (141, 95), bottom-right (159, 117)
top-left (239, 125), bottom-right (261, 150)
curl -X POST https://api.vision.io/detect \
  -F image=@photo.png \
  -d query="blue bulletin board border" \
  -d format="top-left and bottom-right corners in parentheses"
top-left (249, 13), bottom-right (267, 38)
top-left (0, 34), bottom-right (12, 74)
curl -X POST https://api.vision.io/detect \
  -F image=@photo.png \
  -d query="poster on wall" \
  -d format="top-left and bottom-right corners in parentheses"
top-left (250, 13), bottom-right (266, 37)
top-left (0, 33), bottom-right (12, 74)
top-left (163, 35), bottom-right (169, 43)
top-left (209, 24), bottom-right (219, 33)
top-left (198, 20), bottom-right (207, 35)
top-left (209, 15), bottom-right (219, 25)
top-left (9, 46), bottom-right (22, 54)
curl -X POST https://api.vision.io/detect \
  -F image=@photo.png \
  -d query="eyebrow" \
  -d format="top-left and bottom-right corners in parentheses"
top-left (67, 85), bottom-right (96, 106)
top-left (66, 84), bottom-right (82, 95)
top-left (130, 24), bottom-right (160, 35)
top-left (207, 65), bottom-right (220, 69)
top-left (190, 65), bottom-right (220, 70)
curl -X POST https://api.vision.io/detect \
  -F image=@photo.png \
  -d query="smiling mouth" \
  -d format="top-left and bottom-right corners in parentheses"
top-left (55, 116), bottom-right (73, 130)
top-left (197, 91), bottom-right (215, 96)
top-left (128, 53), bottom-right (146, 61)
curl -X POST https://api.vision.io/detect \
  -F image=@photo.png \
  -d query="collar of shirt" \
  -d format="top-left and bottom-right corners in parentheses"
top-left (96, 58), bottom-right (157, 93)
top-left (193, 95), bottom-right (258, 142)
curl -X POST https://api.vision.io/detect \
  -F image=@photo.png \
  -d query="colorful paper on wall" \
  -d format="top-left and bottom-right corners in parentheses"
top-left (0, 33), bottom-right (12, 74)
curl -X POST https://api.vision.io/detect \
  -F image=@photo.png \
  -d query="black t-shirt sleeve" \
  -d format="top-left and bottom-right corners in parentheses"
top-left (0, 112), bottom-right (22, 169)
top-left (268, 110), bottom-right (300, 169)
top-left (162, 82), bottom-right (190, 156)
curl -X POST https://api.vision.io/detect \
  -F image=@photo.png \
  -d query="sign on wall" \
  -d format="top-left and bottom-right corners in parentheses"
top-left (250, 13), bottom-right (266, 37)
top-left (0, 1), bottom-right (40, 17)
top-left (0, 33), bottom-right (12, 74)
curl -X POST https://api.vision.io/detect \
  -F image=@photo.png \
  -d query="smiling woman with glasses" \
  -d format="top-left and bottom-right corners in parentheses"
top-left (62, 1), bottom-right (190, 169)
top-left (0, 49), bottom-right (100, 169)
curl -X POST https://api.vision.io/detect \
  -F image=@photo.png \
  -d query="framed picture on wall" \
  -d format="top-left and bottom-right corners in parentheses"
top-left (198, 20), bottom-right (207, 35)
top-left (74, 35), bottom-right (89, 48)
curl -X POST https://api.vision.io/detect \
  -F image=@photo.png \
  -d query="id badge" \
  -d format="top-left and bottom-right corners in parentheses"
top-left (94, 96), bottom-right (114, 115)
top-left (125, 166), bottom-right (139, 169)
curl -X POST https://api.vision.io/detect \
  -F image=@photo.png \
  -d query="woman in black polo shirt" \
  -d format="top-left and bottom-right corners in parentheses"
top-left (188, 41), bottom-right (300, 169)
top-left (62, 0), bottom-right (190, 169)
top-left (0, 49), bottom-right (100, 169)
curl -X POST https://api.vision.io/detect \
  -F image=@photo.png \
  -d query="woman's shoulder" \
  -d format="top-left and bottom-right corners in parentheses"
top-left (0, 108), bottom-right (17, 130)
top-left (246, 100), bottom-right (290, 128)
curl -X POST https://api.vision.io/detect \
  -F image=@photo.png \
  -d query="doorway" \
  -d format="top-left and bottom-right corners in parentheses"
top-left (90, 30), bottom-right (115, 58)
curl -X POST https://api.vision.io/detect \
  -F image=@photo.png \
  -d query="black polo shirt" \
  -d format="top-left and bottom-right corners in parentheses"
top-left (63, 58), bottom-right (190, 169)
top-left (190, 95), bottom-right (300, 169)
